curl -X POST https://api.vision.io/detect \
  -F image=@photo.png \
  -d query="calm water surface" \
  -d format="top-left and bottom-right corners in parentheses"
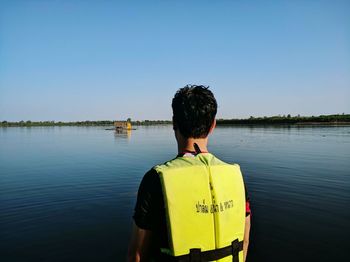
top-left (1, 126), bottom-right (349, 261)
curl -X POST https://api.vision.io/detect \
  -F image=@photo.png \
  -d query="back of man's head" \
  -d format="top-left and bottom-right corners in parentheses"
top-left (172, 85), bottom-right (217, 138)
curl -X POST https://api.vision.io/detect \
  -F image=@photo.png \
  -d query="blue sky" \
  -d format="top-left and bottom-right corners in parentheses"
top-left (1, 0), bottom-right (349, 121)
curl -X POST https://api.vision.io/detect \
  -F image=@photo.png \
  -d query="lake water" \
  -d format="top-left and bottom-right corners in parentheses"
top-left (1, 125), bottom-right (349, 262)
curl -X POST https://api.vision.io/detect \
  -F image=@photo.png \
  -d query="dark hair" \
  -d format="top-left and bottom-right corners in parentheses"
top-left (172, 85), bottom-right (217, 138)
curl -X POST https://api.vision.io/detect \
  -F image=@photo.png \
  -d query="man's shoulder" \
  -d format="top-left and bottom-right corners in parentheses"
top-left (141, 168), bottom-right (160, 185)
top-left (210, 154), bottom-right (241, 167)
top-left (141, 156), bottom-right (181, 185)
top-left (152, 154), bottom-right (241, 170)
top-left (153, 156), bottom-right (185, 171)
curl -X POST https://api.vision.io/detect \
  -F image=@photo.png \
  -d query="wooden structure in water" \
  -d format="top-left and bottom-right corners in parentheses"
top-left (114, 120), bottom-right (132, 130)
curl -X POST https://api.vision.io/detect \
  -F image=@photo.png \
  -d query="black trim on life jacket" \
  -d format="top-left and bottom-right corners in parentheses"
top-left (177, 143), bottom-right (208, 157)
top-left (177, 143), bottom-right (207, 157)
top-left (177, 150), bottom-right (197, 157)
top-left (160, 239), bottom-right (243, 262)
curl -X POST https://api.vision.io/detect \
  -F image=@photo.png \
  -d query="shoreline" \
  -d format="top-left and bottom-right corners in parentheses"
top-left (1, 122), bottom-right (350, 128)
top-left (1, 114), bottom-right (349, 127)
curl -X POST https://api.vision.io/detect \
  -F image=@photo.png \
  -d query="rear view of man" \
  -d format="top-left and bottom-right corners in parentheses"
top-left (128, 85), bottom-right (251, 261)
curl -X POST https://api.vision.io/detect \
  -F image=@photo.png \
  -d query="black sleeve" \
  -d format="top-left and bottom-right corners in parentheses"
top-left (133, 168), bottom-right (163, 230)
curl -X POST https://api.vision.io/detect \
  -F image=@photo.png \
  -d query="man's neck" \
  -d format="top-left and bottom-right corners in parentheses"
top-left (177, 137), bottom-right (209, 154)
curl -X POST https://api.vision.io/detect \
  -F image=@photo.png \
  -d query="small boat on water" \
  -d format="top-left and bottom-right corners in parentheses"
top-left (105, 119), bottom-right (136, 131)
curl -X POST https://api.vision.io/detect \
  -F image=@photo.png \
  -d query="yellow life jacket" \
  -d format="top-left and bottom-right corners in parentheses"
top-left (155, 153), bottom-right (246, 262)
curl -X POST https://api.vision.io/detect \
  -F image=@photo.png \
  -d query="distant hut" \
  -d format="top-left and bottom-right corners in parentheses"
top-left (114, 119), bottom-right (132, 130)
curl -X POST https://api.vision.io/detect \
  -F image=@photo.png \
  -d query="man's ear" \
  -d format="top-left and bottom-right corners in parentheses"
top-left (209, 119), bottom-right (216, 134)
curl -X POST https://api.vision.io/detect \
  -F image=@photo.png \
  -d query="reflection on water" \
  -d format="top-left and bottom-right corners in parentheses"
top-left (114, 128), bottom-right (132, 140)
top-left (0, 125), bottom-right (349, 262)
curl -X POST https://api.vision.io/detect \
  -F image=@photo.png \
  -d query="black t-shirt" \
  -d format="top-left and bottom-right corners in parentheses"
top-left (132, 155), bottom-right (251, 257)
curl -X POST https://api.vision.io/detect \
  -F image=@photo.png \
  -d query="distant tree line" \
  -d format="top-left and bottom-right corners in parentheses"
top-left (132, 120), bottom-right (172, 126)
top-left (1, 114), bottom-right (349, 127)
top-left (0, 120), bottom-right (115, 127)
top-left (0, 119), bottom-right (172, 127)
top-left (216, 114), bottom-right (350, 125)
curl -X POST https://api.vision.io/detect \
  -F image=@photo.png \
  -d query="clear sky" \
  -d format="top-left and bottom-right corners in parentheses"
top-left (0, 0), bottom-right (349, 121)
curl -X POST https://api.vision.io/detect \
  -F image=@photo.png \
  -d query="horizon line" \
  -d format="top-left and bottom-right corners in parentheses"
top-left (1, 113), bottom-right (349, 123)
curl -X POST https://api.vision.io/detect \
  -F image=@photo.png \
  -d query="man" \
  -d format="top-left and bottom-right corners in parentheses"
top-left (128, 85), bottom-right (251, 262)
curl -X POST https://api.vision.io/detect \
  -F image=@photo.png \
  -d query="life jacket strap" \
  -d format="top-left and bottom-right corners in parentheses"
top-left (193, 143), bottom-right (202, 154)
top-left (160, 239), bottom-right (243, 262)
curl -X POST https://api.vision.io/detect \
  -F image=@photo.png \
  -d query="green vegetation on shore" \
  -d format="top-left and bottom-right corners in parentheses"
top-left (216, 114), bottom-right (350, 125)
top-left (1, 114), bottom-right (349, 127)
top-left (0, 120), bottom-right (115, 127)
